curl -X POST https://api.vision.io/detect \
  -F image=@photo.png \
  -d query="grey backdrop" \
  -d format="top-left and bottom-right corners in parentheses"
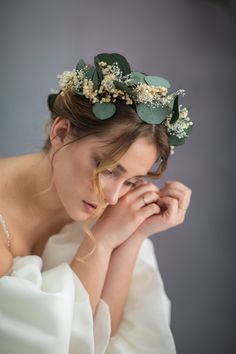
top-left (1, 0), bottom-right (235, 353)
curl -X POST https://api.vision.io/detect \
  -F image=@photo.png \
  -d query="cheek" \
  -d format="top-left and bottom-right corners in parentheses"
top-left (53, 152), bottom-right (94, 199)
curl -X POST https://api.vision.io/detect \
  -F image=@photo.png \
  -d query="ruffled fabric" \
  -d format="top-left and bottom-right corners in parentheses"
top-left (0, 220), bottom-right (176, 353)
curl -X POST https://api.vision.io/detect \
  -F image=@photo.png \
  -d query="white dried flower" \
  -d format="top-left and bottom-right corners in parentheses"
top-left (57, 69), bottom-right (84, 92)
top-left (170, 145), bottom-right (175, 155)
top-left (134, 83), bottom-right (168, 104)
top-left (164, 106), bottom-right (193, 139)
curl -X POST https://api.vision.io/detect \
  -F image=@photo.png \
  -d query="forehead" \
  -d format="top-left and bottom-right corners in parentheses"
top-left (72, 137), bottom-right (159, 172)
top-left (117, 138), bottom-right (159, 174)
top-left (84, 136), bottom-right (159, 176)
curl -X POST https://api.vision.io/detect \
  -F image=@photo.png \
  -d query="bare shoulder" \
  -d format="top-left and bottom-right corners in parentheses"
top-left (0, 159), bottom-right (13, 275)
top-left (0, 228), bottom-right (13, 277)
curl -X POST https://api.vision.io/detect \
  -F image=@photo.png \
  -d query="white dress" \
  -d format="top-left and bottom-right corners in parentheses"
top-left (0, 217), bottom-right (177, 354)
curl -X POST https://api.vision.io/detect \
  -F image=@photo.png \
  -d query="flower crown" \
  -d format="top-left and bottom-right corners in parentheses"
top-left (54, 52), bottom-right (193, 154)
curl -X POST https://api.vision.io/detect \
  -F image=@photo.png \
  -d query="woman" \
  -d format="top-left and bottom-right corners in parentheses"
top-left (0, 53), bottom-right (192, 354)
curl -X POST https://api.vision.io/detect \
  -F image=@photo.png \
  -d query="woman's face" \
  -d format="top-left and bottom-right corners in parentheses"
top-left (50, 118), bottom-right (159, 221)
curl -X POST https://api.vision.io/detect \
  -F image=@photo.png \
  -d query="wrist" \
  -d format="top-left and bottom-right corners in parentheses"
top-left (91, 224), bottom-right (114, 254)
top-left (115, 231), bottom-right (144, 251)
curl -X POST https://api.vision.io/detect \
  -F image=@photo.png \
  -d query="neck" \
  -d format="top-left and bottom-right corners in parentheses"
top-left (13, 150), bottom-right (73, 227)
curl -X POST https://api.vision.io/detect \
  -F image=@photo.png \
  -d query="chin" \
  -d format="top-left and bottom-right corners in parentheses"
top-left (72, 208), bottom-right (97, 222)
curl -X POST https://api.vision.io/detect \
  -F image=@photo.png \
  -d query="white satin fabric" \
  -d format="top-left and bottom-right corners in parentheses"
top-left (0, 221), bottom-right (177, 354)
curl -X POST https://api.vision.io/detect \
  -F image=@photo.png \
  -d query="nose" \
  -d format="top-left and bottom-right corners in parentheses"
top-left (103, 181), bottom-right (123, 205)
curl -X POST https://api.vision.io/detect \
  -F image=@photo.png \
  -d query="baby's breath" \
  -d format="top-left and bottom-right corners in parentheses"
top-left (164, 105), bottom-right (193, 139)
top-left (56, 55), bottom-right (193, 151)
top-left (57, 69), bottom-right (84, 92)
top-left (134, 83), bottom-right (168, 105)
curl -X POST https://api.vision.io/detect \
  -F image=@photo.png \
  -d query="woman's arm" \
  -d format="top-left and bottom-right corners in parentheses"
top-left (101, 234), bottom-right (143, 337)
top-left (100, 180), bottom-right (192, 337)
top-left (71, 234), bottom-right (112, 315)
top-left (70, 182), bottom-right (160, 318)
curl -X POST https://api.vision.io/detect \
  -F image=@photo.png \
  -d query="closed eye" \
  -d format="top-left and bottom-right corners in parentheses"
top-left (102, 169), bottom-right (136, 187)
top-left (124, 177), bottom-right (137, 187)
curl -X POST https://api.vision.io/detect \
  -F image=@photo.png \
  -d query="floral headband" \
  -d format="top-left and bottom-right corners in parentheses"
top-left (54, 52), bottom-right (193, 154)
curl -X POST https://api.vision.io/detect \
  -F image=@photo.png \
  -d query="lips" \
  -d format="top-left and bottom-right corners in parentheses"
top-left (83, 200), bottom-right (97, 213)
top-left (84, 200), bottom-right (97, 208)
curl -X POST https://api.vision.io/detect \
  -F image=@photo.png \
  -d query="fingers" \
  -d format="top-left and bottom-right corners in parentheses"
top-left (129, 180), bottom-right (159, 200)
top-left (138, 200), bottom-right (161, 221)
top-left (157, 196), bottom-right (179, 224)
top-left (160, 181), bottom-right (192, 212)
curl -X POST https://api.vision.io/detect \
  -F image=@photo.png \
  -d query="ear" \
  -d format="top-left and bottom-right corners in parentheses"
top-left (49, 116), bottom-right (72, 149)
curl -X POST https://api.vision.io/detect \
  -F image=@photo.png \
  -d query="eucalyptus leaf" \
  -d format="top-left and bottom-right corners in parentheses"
top-left (92, 102), bottom-right (116, 119)
top-left (170, 96), bottom-right (179, 124)
top-left (95, 53), bottom-right (114, 66)
top-left (94, 56), bottom-right (104, 81)
top-left (113, 80), bottom-right (133, 96)
top-left (95, 53), bottom-right (131, 75)
top-left (168, 135), bottom-right (186, 146)
top-left (47, 93), bottom-right (58, 111)
top-left (92, 70), bottom-right (99, 90)
top-left (129, 71), bottom-right (146, 85)
top-left (110, 53), bottom-right (131, 75)
top-left (137, 104), bottom-right (168, 124)
top-left (184, 124), bottom-right (193, 137)
top-left (145, 76), bottom-right (171, 88)
top-left (76, 58), bottom-right (86, 71)
top-left (84, 66), bottom-right (95, 80)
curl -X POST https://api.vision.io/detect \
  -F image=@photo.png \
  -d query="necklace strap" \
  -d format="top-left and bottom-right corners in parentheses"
top-left (0, 214), bottom-right (12, 251)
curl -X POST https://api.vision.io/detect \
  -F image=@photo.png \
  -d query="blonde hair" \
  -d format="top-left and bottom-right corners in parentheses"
top-left (40, 89), bottom-right (170, 262)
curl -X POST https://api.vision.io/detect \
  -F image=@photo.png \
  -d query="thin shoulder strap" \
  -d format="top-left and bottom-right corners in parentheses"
top-left (0, 214), bottom-right (12, 250)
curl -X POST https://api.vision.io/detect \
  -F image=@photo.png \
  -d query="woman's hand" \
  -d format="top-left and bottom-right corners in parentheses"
top-left (129, 180), bottom-right (192, 241)
top-left (92, 180), bottom-right (160, 252)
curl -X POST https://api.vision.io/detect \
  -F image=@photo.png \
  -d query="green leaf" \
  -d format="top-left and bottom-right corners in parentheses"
top-left (92, 102), bottom-right (116, 119)
top-left (92, 70), bottom-right (99, 90)
top-left (94, 56), bottom-right (104, 81)
top-left (170, 96), bottom-right (179, 124)
top-left (184, 124), bottom-right (193, 137)
top-left (47, 93), bottom-right (58, 111)
top-left (137, 104), bottom-right (169, 124)
top-left (95, 53), bottom-right (131, 75)
top-left (168, 135), bottom-right (186, 146)
top-left (168, 125), bottom-right (193, 146)
top-left (128, 71), bottom-right (146, 85)
top-left (84, 66), bottom-right (95, 80)
top-left (110, 53), bottom-right (131, 75)
top-left (145, 76), bottom-right (171, 88)
top-left (76, 58), bottom-right (86, 71)
top-left (113, 80), bottom-right (133, 96)
top-left (95, 53), bottom-right (114, 66)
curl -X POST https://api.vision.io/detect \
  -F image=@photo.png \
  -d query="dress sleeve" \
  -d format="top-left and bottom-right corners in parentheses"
top-left (105, 238), bottom-right (177, 354)
top-left (0, 254), bottom-right (111, 354)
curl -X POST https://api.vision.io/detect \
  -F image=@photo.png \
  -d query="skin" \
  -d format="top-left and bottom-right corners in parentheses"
top-left (0, 116), bottom-right (192, 336)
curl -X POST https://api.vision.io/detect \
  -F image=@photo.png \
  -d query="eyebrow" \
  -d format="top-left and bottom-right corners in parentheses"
top-left (115, 163), bottom-right (147, 178)
top-left (93, 151), bottom-right (147, 178)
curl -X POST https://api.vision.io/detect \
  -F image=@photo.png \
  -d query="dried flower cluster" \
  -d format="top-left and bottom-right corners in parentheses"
top-left (55, 53), bottom-right (193, 154)
top-left (164, 106), bottom-right (193, 139)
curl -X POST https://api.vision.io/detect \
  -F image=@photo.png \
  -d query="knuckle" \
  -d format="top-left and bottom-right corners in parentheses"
top-left (171, 198), bottom-right (178, 206)
top-left (150, 191), bottom-right (159, 199)
top-left (146, 182), bottom-right (159, 190)
top-left (186, 187), bottom-right (192, 194)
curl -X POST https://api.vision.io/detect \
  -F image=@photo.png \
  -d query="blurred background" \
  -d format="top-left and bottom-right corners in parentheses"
top-left (0, 0), bottom-right (235, 353)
